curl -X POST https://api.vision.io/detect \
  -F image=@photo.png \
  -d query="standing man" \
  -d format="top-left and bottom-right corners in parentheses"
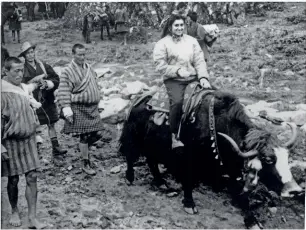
top-left (27, 2), bottom-right (36, 21)
top-left (19, 42), bottom-right (67, 158)
top-left (57, 44), bottom-right (104, 175)
top-left (96, 4), bottom-right (112, 40)
top-left (2, 57), bottom-right (46, 229)
top-left (8, 3), bottom-right (22, 43)
top-left (50, 2), bottom-right (58, 19)
top-left (114, 3), bottom-right (128, 32)
top-left (186, 11), bottom-right (217, 63)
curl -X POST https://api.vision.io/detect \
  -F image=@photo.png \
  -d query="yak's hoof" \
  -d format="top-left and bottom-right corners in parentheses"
top-left (184, 206), bottom-right (198, 215)
top-left (248, 224), bottom-right (261, 229)
top-left (182, 198), bottom-right (197, 214)
top-left (125, 170), bottom-right (134, 185)
top-left (158, 184), bottom-right (168, 190)
top-left (152, 178), bottom-right (167, 187)
top-left (125, 178), bottom-right (133, 186)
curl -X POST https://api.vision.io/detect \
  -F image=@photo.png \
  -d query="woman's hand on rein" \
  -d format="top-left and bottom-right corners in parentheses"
top-left (200, 78), bottom-right (212, 89)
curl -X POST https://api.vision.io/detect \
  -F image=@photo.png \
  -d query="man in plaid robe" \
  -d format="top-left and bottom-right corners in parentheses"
top-left (1, 57), bottom-right (46, 228)
top-left (57, 44), bottom-right (104, 175)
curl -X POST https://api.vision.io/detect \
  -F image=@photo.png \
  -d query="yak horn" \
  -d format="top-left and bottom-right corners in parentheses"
top-left (283, 122), bottom-right (298, 149)
top-left (217, 132), bottom-right (259, 158)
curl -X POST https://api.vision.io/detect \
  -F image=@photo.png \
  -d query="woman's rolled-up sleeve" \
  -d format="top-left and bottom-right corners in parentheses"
top-left (192, 40), bottom-right (210, 80)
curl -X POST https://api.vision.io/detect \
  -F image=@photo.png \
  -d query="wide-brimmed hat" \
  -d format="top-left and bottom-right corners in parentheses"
top-left (18, 41), bottom-right (36, 57)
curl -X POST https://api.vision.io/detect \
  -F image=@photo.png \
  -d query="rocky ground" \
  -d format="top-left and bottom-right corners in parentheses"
top-left (1, 2), bottom-right (305, 229)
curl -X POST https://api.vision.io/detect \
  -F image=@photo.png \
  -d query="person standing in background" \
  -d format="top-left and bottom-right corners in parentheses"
top-left (186, 11), bottom-right (218, 63)
top-left (2, 57), bottom-right (47, 229)
top-left (57, 44), bottom-right (105, 175)
top-left (8, 3), bottom-right (22, 43)
top-left (18, 42), bottom-right (67, 159)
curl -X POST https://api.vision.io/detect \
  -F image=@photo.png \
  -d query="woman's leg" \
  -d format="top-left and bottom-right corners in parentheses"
top-left (164, 79), bottom-right (189, 148)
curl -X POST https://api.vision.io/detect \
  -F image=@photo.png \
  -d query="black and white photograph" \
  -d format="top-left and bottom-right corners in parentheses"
top-left (1, 1), bottom-right (305, 229)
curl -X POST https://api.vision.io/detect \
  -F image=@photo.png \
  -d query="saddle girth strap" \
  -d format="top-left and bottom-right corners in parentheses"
top-left (177, 84), bottom-right (201, 139)
top-left (177, 88), bottom-right (214, 139)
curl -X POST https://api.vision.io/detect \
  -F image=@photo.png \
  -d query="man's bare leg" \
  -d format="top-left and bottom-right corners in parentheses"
top-left (25, 170), bottom-right (46, 229)
top-left (7, 175), bottom-right (21, 227)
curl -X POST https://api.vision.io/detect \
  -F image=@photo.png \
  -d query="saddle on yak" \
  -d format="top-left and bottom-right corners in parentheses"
top-left (129, 81), bottom-right (214, 137)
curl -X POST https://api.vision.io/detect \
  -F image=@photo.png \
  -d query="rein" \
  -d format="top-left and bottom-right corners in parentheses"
top-left (208, 96), bottom-right (253, 181)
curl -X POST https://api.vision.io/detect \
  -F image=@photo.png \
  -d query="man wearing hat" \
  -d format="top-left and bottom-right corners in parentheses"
top-left (19, 42), bottom-right (67, 159)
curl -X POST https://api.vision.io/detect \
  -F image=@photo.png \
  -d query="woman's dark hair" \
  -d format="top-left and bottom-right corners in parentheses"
top-left (161, 14), bottom-right (185, 38)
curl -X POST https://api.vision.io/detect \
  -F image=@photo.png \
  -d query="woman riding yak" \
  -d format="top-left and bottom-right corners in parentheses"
top-left (153, 14), bottom-right (212, 150)
top-left (18, 42), bottom-right (67, 160)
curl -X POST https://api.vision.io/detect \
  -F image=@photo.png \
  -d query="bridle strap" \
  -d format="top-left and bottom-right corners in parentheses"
top-left (209, 96), bottom-right (223, 166)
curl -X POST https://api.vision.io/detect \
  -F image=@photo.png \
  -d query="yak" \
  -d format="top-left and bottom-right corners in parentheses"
top-left (119, 89), bottom-right (303, 229)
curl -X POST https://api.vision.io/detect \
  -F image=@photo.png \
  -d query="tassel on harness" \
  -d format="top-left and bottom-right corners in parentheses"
top-left (209, 96), bottom-right (223, 166)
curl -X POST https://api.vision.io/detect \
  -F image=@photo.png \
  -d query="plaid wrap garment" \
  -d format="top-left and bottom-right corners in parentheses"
top-left (57, 61), bottom-right (104, 135)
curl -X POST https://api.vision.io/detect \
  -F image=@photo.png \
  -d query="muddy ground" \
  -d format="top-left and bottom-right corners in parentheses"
top-left (1, 2), bottom-right (305, 229)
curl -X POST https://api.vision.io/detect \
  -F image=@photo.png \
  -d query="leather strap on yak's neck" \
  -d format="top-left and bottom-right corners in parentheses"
top-left (209, 96), bottom-right (223, 166)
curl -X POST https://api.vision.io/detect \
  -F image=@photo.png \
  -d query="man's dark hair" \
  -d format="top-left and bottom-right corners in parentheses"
top-left (176, 2), bottom-right (187, 10)
top-left (4, 57), bottom-right (22, 71)
top-left (72, 44), bottom-right (85, 54)
top-left (187, 11), bottom-right (198, 22)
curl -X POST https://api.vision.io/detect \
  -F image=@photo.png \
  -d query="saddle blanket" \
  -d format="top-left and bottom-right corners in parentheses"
top-left (146, 81), bottom-right (201, 114)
